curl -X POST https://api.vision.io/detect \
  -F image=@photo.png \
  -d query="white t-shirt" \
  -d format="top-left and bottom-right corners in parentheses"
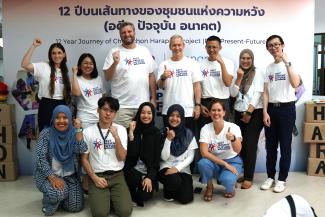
top-left (32, 62), bottom-right (64, 99)
top-left (160, 137), bottom-right (198, 175)
top-left (264, 62), bottom-right (297, 103)
top-left (200, 121), bottom-right (242, 160)
top-left (83, 123), bottom-right (127, 172)
top-left (200, 57), bottom-right (234, 99)
top-left (103, 44), bottom-right (157, 108)
top-left (76, 76), bottom-right (105, 128)
top-left (157, 57), bottom-right (203, 117)
top-left (52, 158), bottom-right (74, 177)
top-left (230, 68), bottom-right (264, 112)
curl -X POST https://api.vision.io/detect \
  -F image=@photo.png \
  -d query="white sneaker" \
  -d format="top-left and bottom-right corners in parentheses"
top-left (164, 197), bottom-right (174, 202)
top-left (260, 178), bottom-right (275, 190)
top-left (273, 181), bottom-right (286, 193)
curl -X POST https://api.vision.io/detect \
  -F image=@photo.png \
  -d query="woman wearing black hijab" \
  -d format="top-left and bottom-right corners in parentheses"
top-left (158, 104), bottom-right (198, 204)
top-left (124, 102), bottom-right (161, 207)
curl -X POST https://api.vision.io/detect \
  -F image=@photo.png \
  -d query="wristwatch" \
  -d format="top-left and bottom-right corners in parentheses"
top-left (75, 128), bottom-right (83, 133)
top-left (245, 111), bottom-right (252, 116)
top-left (160, 74), bottom-right (167, 81)
top-left (285, 62), bottom-right (291, 67)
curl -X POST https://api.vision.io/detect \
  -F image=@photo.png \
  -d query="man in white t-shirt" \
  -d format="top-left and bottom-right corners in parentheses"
top-left (81, 96), bottom-right (132, 217)
top-left (103, 21), bottom-right (157, 129)
top-left (199, 35), bottom-right (234, 127)
top-left (157, 34), bottom-right (202, 132)
top-left (261, 35), bottom-right (300, 193)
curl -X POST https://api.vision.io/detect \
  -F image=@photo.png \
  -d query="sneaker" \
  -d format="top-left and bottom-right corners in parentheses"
top-left (273, 181), bottom-right (286, 193)
top-left (260, 178), bottom-right (275, 190)
top-left (164, 197), bottom-right (174, 202)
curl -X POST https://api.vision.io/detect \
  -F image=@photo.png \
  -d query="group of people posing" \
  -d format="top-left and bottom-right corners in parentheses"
top-left (21, 21), bottom-right (300, 217)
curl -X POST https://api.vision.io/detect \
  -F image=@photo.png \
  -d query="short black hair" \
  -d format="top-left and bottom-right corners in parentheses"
top-left (266, 35), bottom-right (284, 48)
top-left (206, 35), bottom-right (221, 45)
top-left (98, 96), bottom-right (120, 112)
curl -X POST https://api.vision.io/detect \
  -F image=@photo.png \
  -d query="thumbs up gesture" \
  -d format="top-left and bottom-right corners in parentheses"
top-left (162, 65), bottom-right (173, 79)
top-left (166, 127), bottom-right (175, 141)
top-left (226, 127), bottom-right (235, 142)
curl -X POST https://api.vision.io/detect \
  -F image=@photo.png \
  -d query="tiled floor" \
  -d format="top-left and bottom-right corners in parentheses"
top-left (0, 172), bottom-right (323, 217)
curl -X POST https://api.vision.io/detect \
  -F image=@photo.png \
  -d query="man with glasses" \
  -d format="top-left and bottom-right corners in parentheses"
top-left (261, 35), bottom-right (300, 193)
top-left (199, 35), bottom-right (234, 127)
top-left (81, 96), bottom-right (132, 217)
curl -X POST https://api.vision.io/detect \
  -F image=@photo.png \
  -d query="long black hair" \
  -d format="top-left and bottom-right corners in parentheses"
top-left (48, 43), bottom-right (71, 104)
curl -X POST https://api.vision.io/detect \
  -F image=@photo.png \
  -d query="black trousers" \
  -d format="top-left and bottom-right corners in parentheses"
top-left (157, 168), bottom-right (193, 204)
top-left (265, 103), bottom-right (296, 181)
top-left (235, 109), bottom-right (264, 181)
top-left (38, 97), bottom-right (66, 132)
top-left (124, 168), bottom-right (154, 206)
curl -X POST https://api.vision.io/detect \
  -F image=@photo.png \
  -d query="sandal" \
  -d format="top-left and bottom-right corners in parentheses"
top-left (237, 176), bottom-right (244, 183)
top-left (241, 180), bottom-right (253, 189)
top-left (203, 182), bottom-right (214, 202)
top-left (224, 191), bottom-right (236, 198)
top-left (203, 187), bottom-right (213, 201)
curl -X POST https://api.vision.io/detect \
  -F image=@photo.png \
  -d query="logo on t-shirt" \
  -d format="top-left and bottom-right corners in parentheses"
top-left (83, 87), bottom-right (103, 97)
top-left (124, 57), bottom-right (145, 66)
top-left (208, 141), bottom-right (230, 152)
top-left (54, 75), bottom-right (63, 84)
top-left (83, 88), bottom-right (93, 97)
top-left (92, 138), bottom-right (115, 151)
top-left (175, 69), bottom-right (188, 77)
top-left (93, 139), bottom-right (103, 151)
top-left (210, 69), bottom-right (220, 77)
top-left (202, 69), bottom-right (209, 77)
top-left (104, 140), bottom-right (115, 149)
top-left (268, 74), bottom-right (274, 82)
top-left (274, 72), bottom-right (286, 81)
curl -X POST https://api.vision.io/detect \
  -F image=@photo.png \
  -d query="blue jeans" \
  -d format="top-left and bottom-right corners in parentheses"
top-left (198, 156), bottom-right (242, 193)
top-left (265, 103), bottom-right (296, 181)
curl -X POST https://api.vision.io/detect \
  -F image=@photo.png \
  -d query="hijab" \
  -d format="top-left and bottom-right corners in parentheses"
top-left (126, 102), bottom-right (160, 172)
top-left (49, 105), bottom-right (76, 173)
top-left (239, 49), bottom-right (256, 95)
top-left (133, 102), bottom-right (157, 136)
top-left (162, 104), bottom-right (194, 157)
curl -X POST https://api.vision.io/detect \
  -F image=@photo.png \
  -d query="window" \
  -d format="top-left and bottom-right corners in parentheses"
top-left (314, 33), bottom-right (325, 95)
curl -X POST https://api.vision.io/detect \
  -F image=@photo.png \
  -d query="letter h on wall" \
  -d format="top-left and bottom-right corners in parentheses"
top-left (0, 127), bottom-right (6, 143)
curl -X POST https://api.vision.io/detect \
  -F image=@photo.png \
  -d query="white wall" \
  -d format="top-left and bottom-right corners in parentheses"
top-left (315, 0), bottom-right (325, 33)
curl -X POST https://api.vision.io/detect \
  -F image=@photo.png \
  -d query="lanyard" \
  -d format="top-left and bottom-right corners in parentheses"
top-left (97, 122), bottom-right (110, 142)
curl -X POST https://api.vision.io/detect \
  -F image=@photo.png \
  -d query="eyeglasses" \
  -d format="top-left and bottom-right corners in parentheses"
top-left (206, 46), bottom-right (220, 50)
top-left (100, 107), bottom-right (116, 113)
top-left (267, 43), bottom-right (282, 49)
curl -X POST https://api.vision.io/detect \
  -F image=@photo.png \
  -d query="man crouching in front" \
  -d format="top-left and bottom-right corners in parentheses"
top-left (81, 96), bottom-right (132, 217)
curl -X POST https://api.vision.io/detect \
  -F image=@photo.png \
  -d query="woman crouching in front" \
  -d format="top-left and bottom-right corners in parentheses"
top-left (34, 105), bottom-right (87, 216)
top-left (158, 104), bottom-right (198, 204)
top-left (198, 99), bottom-right (242, 201)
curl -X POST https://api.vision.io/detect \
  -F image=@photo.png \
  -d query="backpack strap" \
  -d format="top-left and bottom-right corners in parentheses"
top-left (285, 195), bottom-right (296, 217)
